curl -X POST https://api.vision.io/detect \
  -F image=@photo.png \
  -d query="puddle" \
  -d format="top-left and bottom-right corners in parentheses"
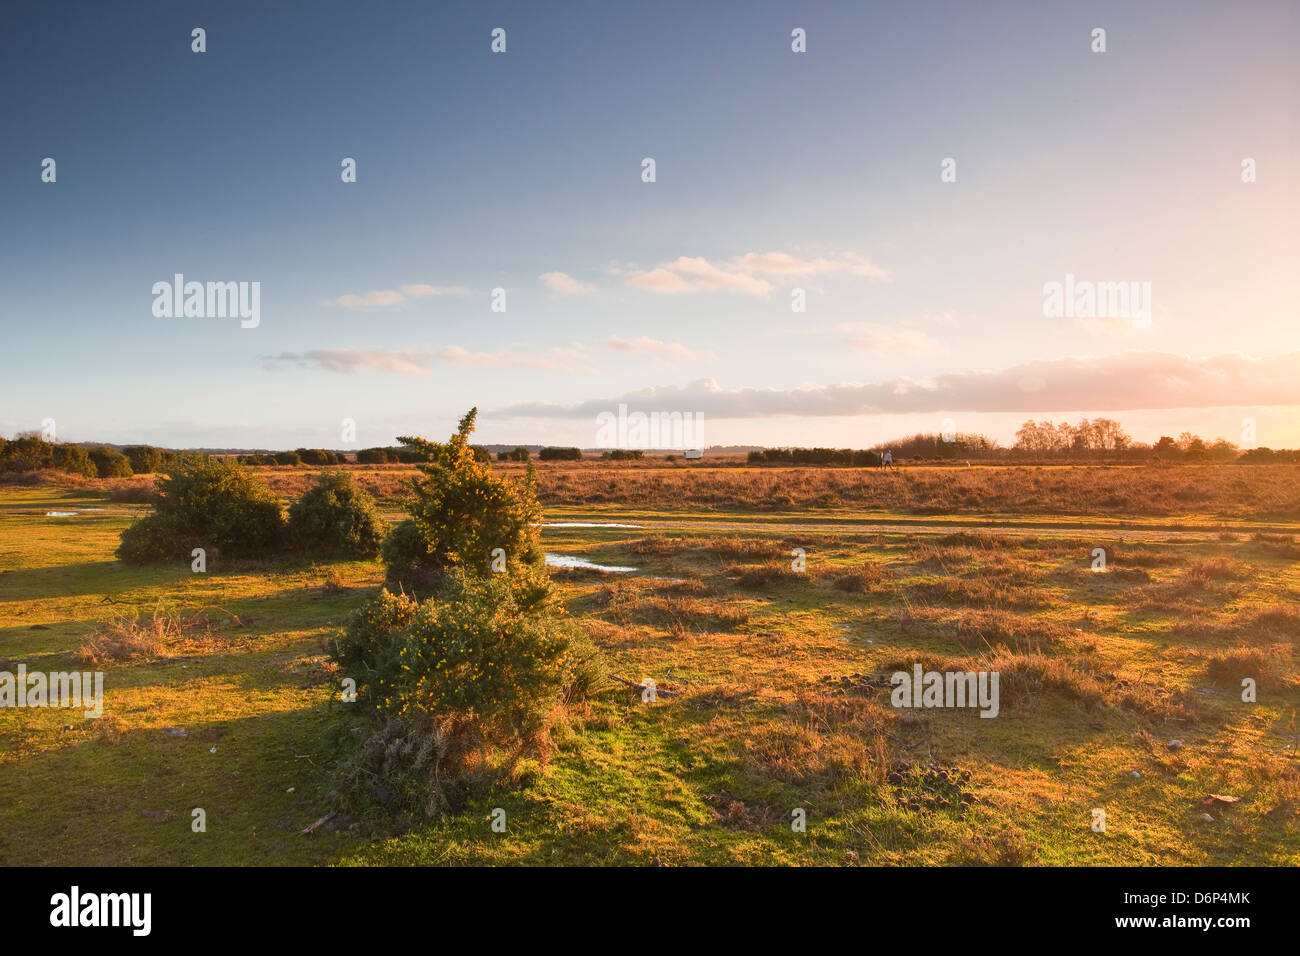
top-left (545, 553), bottom-right (638, 573)
top-left (45, 511), bottom-right (79, 517)
top-left (540, 522), bottom-right (643, 529)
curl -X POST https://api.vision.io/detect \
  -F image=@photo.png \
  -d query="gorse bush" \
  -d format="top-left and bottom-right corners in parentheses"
top-left (331, 569), bottom-right (599, 817)
top-left (117, 457), bottom-right (285, 564)
top-left (331, 407), bottom-right (604, 819)
top-left (287, 471), bottom-right (385, 558)
top-left (382, 408), bottom-right (542, 593)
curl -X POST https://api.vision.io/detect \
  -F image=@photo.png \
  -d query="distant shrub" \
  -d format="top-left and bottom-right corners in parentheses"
top-left (122, 445), bottom-right (168, 474)
top-left (498, 446), bottom-right (531, 462)
top-left (355, 448), bottom-right (389, 464)
top-left (89, 446), bottom-right (133, 478)
top-left (539, 447), bottom-right (582, 461)
top-left (470, 445), bottom-right (492, 464)
top-left (52, 444), bottom-right (97, 478)
top-left (116, 457), bottom-right (285, 564)
top-left (601, 449), bottom-right (643, 460)
top-left (287, 471), bottom-right (385, 558)
top-left (273, 451), bottom-right (302, 466)
top-left (296, 448), bottom-right (341, 466)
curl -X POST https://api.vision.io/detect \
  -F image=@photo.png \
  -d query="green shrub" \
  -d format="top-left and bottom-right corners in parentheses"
top-left (116, 457), bottom-right (285, 564)
top-left (380, 519), bottom-right (438, 593)
top-left (356, 448), bottom-right (389, 464)
top-left (287, 471), bottom-right (385, 557)
top-left (89, 446), bottom-right (133, 478)
top-left (273, 450), bottom-right (302, 466)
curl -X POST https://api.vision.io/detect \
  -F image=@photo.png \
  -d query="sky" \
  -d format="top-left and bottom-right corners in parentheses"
top-left (1, 0), bottom-right (1297, 451)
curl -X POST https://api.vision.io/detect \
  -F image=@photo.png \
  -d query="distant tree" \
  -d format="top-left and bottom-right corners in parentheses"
top-left (273, 450), bottom-right (302, 466)
top-left (1, 433), bottom-right (54, 472)
top-left (1153, 436), bottom-right (1180, 460)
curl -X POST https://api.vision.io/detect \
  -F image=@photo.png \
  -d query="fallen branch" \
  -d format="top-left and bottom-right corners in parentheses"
top-left (299, 811), bottom-right (337, 836)
top-left (608, 674), bottom-right (683, 698)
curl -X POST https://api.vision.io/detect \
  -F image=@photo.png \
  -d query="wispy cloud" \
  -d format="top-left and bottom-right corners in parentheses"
top-left (539, 271), bottom-right (596, 295)
top-left (432, 344), bottom-right (597, 373)
top-left (732, 251), bottom-right (890, 280)
top-left (263, 343), bottom-right (598, 376)
top-left (401, 283), bottom-right (470, 297)
top-left (603, 335), bottom-right (715, 361)
top-left (262, 348), bottom-right (433, 376)
top-left (495, 351), bottom-right (1300, 418)
top-left (323, 283), bottom-right (469, 309)
top-left (620, 250), bottom-right (889, 296)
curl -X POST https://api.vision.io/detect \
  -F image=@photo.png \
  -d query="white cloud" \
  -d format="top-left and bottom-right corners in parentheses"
top-left (263, 348), bottom-right (432, 376)
top-left (400, 284), bottom-right (470, 297)
top-left (325, 290), bottom-right (406, 308)
top-left (620, 250), bottom-right (889, 296)
top-left (539, 271), bottom-right (596, 295)
top-left (323, 283), bottom-right (469, 308)
top-left (732, 251), bottom-right (890, 280)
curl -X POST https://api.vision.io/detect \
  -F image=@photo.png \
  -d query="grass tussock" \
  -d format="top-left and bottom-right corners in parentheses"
top-left (77, 604), bottom-right (239, 664)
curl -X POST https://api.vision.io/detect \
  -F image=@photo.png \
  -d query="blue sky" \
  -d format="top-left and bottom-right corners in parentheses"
top-left (2, 0), bottom-right (1296, 449)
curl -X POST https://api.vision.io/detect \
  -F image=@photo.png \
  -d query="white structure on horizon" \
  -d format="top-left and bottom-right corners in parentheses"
top-left (684, 449), bottom-right (703, 460)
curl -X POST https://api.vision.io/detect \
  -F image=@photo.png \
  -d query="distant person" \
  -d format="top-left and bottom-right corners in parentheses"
top-left (882, 450), bottom-right (894, 470)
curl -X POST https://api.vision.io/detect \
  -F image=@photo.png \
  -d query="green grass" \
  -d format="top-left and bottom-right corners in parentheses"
top-left (2, 483), bottom-right (1298, 865)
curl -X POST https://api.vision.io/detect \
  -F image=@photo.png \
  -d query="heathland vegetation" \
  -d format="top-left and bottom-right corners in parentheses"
top-left (2, 415), bottom-right (1298, 865)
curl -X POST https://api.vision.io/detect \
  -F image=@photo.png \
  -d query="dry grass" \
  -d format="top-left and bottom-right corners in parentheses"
top-left (77, 603), bottom-right (242, 665)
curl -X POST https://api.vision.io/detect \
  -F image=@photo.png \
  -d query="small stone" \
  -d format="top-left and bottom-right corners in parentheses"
top-left (1167, 739), bottom-right (1183, 751)
top-left (1198, 812), bottom-right (1215, 823)
top-left (1130, 771), bottom-right (1141, 778)
top-left (209, 746), bottom-right (217, 754)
